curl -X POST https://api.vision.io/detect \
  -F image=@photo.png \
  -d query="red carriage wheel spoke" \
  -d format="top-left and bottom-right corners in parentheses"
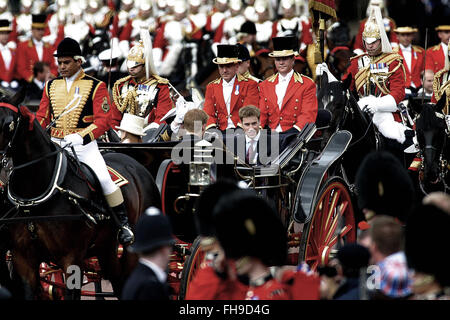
top-left (323, 199), bottom-right (347, 245)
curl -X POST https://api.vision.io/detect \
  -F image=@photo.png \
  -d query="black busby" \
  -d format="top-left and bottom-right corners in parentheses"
top-left (194, 179), bottom-right (241, 237)
top-left (269, 36), bottom-right (299, 57)
top-left (355, 151), bottom-right (415, 222)
top-left (337, 243), bottom-right (371, 278)
top-left (31, 14), bottom-right (47, 29)
top-left (237, 44), bottom-right (251, 62)
top-left (128, 207), bottom-right (176, 254)
top-left (240, 20), bottom-right (257, 35)
top-left (0, 19), bottom-right (12, 32)
top-left (213, 44), bottom-right (241, 64)
top-left (54, 37), bottom-right (82, 57)
top-left (213, 190), bottom-right (287, 266)
top-left (405, 203), bottom-right (450, 287)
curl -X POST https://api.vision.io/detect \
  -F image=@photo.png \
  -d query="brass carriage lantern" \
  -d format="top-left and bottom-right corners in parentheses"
top-left (189, 139), bottom-right (216, 186)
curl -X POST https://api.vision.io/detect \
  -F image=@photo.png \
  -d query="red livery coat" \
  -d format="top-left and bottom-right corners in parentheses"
top-left (16, 39), bottom-right (59, 82)
top-left (0, 47), bottom-right (19, 82)
top-left (394, 45), bottom-right (424, 88)
top-left (258, 72), bottom-right (318, 132)
top-left (203, 74), bottom-right (259, 130)
top-left (425, 44), bottom-right (447, 74)
top-left (36, 70), bottom-right (112, 145)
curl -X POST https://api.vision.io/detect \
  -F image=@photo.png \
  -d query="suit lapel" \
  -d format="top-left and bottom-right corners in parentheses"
top-left (267, 76), bottom-right (278, 107)
top-left (217, 79), bottom-right (226, 111)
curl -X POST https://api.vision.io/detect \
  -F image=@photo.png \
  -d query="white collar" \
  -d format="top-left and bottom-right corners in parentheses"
top-left (65, 69), bottom-right (82, 82)
top-left (0, 43), bottom-right (8, 50)
top-left (32, 38), bottom-right (43, 46)
top-left (400, 43), bottom-right (411, 51)
top-left (441, 42), bottom-right (448, 52)
top-left (245, 130), bottom-right (260, 144)
top-left (139, 258), bottom-right (167, 283)
top-left (222, 75), bottom-right (236, 87)
top-left (278, 69), bottom-right (294, 83)
top-left (33, 78), bottom-right (45, 90)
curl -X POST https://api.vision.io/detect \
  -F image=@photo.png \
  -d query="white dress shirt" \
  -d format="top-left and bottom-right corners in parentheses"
top-left (222, 75), bottom-right (236, 129)
top-left (33, 38), bottom-right (44, 61)
top-left (65, 69), bottom-right (82, 92)
top-left (245, 130), bottom-right (260, 164)
top-left (441, 42), bottom-right (448, 59)
top-left (400, 44), bottom-right (412, 72)
top-left (275, 69), bottom-right (294, 132)
top-left (0, 43), bottom-right (12, 70)
top-left (139, 258), bottom-right (167, 283)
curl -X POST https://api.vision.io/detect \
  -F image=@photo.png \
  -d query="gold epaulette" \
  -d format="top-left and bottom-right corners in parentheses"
top-left (267, 73), bottom-right (278, 82)
top-left (293, 72), bottom-right (304, 84)
top-left (413, 45), bottom-right (424, 52)
top-left (377, 52), bottom-right (403, 65)
top-left (393, 46), bottom-right (400, 53)
top-left (152, 75), bottom-right (169, 84)
top-left (208, 77), bottom-right (221, 85)
top-left (350, 52), bottom-right (366, 61)
top-left (113, 75), bottom-right (132, 89)
top-left (432, 44), bottom-right (441, 52)
top-left (237, 73), bottom-right (248, 82)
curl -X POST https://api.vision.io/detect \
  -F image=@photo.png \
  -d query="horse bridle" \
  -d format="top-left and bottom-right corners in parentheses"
top-left (0, 103), bottom-right (22, 168)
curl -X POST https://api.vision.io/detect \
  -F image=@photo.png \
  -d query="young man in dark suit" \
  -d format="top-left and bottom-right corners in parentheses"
top-left (122, 207), bottom-right (176, 300)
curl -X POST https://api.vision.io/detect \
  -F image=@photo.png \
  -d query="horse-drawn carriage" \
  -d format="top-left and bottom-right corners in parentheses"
top-left (0, 86), bottom-right (361, 299)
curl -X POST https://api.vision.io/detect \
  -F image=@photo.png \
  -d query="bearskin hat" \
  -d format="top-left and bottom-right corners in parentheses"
top-left (355, 151), bottom-right (415, 222)
top-left (213, 190), bottom-right (287, 266)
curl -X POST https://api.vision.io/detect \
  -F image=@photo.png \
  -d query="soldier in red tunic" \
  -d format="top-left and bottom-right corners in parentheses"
top-left (425, 25), bottom-right (450, 76)
top-left (342, 5), bottom-right (413, 148)
top-left (36, 37), bottom-right (134, 245)
top-left (111, 29), bottom-right (173, 138)
top-left (258, 36), bottom-right (318, 133)
top-left (16, 14), bottom-right (60, 82)
top-left (393, 27), bottom-right (425, 96)
top-left (203, 44), bottom-right (259, 132)
top-left (0, 19), bottom-right (19, 89)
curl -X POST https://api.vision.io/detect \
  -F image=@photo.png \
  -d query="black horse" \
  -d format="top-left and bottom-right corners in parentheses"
top-left (317, 73), bottom-right (379, 185)
top-left (409, 93), bottom-right (449, 197)
top-left (0, 93), bottom-right (161, 299)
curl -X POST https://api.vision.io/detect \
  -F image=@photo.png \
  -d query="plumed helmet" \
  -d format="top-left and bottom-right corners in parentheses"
top-left (405, 203), bottom-right (450, 287)
top-left (128, 207), bottom-right (176, 253)
top-left (363, 4), bottom-right (392, 53)
top-left (213, 190), bottom-right (287, 266)
top-left (355, 151), bottom-right (415, 222)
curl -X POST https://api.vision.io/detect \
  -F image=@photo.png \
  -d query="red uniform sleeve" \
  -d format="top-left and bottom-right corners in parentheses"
top-left (119, 20), bottom-right (133, 41)
top-left (153, 84), bottom-right (173, 124)
top-left (295, 78), bottom-right (318, 130)
top-left (153, 22), bottom-right (167, 49)
top-left (243, 80), bottom-right (259, 106)
top-left (80, 81), bottom-right (112, 144)
top-left (258, 82), bottom-right (268, 128)
top-left (36, 81), bottom-right (51, 128)
top-left (203, 84), bottom-right (217, 129)
top-left (300, 20), bottom-right (313, 46)
top-left (16, 42), bottom-right (32, 82)
top-left (388, 59), bottom-right (406, 104)
top-left (425, 47), bottom-right (435, 72)
top-left (213, 19), bottom-right (225, 43)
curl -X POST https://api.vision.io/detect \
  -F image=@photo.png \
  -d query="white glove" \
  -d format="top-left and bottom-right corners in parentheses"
top-left (357, 95), bottom-right (377, 112)
top-left (315, 62), bottom-right (338, 82)
top-left (174, 97), bottom-right (189, 124)
top-left (63, 133), bottom-right (83, 147)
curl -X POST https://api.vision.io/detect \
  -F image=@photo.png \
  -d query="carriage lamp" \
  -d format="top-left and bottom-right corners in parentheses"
top-left (189, 139), bottom-right (216, 186)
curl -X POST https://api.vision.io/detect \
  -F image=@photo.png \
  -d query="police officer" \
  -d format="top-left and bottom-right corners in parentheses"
top-left (122, 207), bottom-right (176, 300)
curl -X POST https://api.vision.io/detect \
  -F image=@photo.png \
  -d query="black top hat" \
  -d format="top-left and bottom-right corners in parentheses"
top-left (128, 207), bottom-right (176, 254)
top-left (194, 179), bottom-right (240, 237)
top-left (0, 19), bottom-right (11, 32)
top-left (213, 44), bottom-right (241, 64)
top-left (54, 37), bottom-right (82, 57)
top-left (240, 20), bottom-right (257, 35)
top-left (269, 36), bottom-right (299, 57)
top-left (32, 14), bottom-right (47, 29)
top-left (237, 44), bottom-right (251, 61)
top-left (405, 203), bottom-right (450, 287)
top-left (213, 190), bottom-right (287, 266)
top-left (355, 151), bottom-right (415, 222)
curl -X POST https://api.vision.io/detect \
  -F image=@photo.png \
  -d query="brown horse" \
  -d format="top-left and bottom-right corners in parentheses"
top-left (0, 98), bottom-right (160, 299)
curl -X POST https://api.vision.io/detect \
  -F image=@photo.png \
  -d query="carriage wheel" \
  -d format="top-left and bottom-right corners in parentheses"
top-left (299, 177), bottom-right (356, 270)
top-left (178, 237), bottom-right (205, 300)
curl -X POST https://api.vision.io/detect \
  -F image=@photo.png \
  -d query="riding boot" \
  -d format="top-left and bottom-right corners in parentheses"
top-left (111, 203), bottom-right (135, 245)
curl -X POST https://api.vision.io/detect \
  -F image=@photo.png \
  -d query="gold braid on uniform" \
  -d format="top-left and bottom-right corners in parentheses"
top-left (112, 76), bottom-right (138, 115)
top-left (433, 69), bottom-right (450, 114)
